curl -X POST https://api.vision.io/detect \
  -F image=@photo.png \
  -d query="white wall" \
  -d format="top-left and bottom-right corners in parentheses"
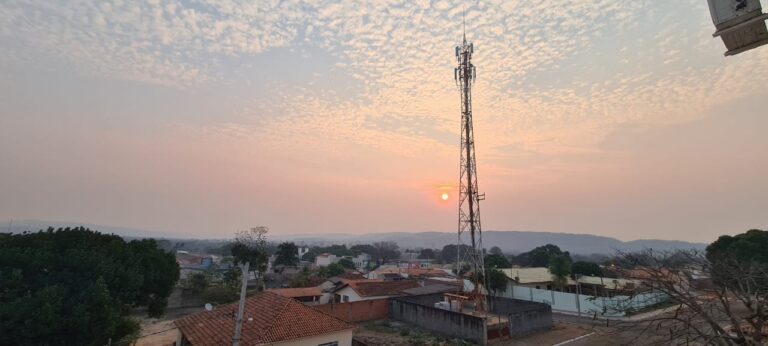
top-left (275, 329), bottom-right (353, 346)
top-left (334, 286), bottom-right (390, 302)
top-left (316, 255), bottom-right (337, 267)
top-left (499, 283), bottom-right (669, 317)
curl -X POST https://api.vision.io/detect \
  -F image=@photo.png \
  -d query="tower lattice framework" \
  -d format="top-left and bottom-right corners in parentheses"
top-left (454, 31), bottom-right (486, 296)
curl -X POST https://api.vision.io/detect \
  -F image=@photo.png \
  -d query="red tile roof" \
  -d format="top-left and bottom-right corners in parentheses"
top-left (339, 280), bottom-right (420, 297)
top-left (333, 272), bottom-right (366, 280)
top-left (174, 291), bottom-right (353, 346)
top-left (269, 287), bottom-right (322, 298)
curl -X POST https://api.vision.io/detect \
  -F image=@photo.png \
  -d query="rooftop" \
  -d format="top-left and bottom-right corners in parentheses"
top-left (502, 267), bottom-right (572, 285)
top-left (401, 283), bottom-right (456, 296)
top-left (337, 280), bottom-right (420, 297)
top-left (174, 291), bottom-right (353, 346)
top-left (269, 287), bottom-right (323, 298)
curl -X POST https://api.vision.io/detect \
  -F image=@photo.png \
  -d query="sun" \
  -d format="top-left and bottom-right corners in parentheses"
top-left (441, 193), bottom-right (449, 201)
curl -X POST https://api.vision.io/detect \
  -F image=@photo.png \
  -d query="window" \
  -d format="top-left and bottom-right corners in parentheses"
top-left (342, 295), bottom-right (350, 302)
top-left (318, 342), bottom-right (338, 346)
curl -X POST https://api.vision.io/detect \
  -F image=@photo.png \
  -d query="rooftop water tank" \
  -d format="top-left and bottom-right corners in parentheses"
top-left (708, 0), bottom-right (768, 56)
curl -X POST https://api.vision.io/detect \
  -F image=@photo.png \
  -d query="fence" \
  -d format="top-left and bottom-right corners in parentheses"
top-left (498, 285), bottom-right (668, 317)
top-left (390, 295), bottom-right (488, 345)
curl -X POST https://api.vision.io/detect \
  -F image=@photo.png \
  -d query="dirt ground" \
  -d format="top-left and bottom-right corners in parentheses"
top-left (133, 319), bottom-right (177, 346)
top-left (355, 320), bottom-right (476, 345)
top-left (488, 322), bottom-right (593, 346)
top-left (355, 320), bottom-right (596, 346)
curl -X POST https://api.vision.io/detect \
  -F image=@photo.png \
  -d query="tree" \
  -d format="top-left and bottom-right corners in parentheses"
top-left (274, 242), bottom-right (299, 266)
top-left (548, 254), bottom-right (571, 291)
top-left (440, 244), bottom-right (474, 263)
top-left (222, 269), bottom-right (241, 288)
top-left (338, 258), bottom-right (355, 269)
top-left (202, 286), bottom-right (239, 305)
top-left (512, 244), bottom-right (571, 267)
top-left (351, 244), bottom-right (377, 256)
top-left (489, 246), bottom-right (503, 255)
top-left (189, 272), bottom-right (209, 293)
top-left (0, 227), bottom-right (178, 346)
top-left (231, 227), bottom-right (269, 274)
top-left (418, 248), bottom-right (436, 259)
top-left (571, 261), bottom-right (602, 277)
top-left (301, 250), bottom-right (317, 262)
top-left (487, 268), bottom-right (508, 295)
top-left (484, 254), bottom-right (511, 268)
top-left (231, 226), bottom-right (270, 346)
top-left (319, 263), bottom-right (346, 278)
top-left (373, 241), bottom-right (400, 264)
top-left (610, 230), bottom-right (768, 345)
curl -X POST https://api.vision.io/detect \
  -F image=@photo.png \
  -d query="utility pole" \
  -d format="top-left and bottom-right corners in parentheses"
top-left (232, 261), bottom-right (249, 346)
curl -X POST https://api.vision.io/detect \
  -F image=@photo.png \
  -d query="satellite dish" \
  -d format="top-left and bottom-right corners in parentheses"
top-left (708, 0), bottom-right (768, 56)
top-left (204, 303), bottom-right (213, 311)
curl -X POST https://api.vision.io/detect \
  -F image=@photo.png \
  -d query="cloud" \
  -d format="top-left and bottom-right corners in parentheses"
top-left (3, 0), bottom-right (768, 175)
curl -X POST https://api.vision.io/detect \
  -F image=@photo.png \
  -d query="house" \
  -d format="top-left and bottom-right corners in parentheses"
top-left (315, 253), bottom-right (338, 267)
top-left (351, 253), bottom-right (371, 269)
top-left (269, 287), bottom-right (324, 305)
top-left (368, 266), bottom-right (453, 280)
top-left (317, 274), bottom-right (372, 303)
top-left (174, 291), bottom-right (354, 346)
top-left (381, 273), bottom-right (405, 281)
top-left (501, 267), bottom-right (570, 290)
top-left (502, 267), bottom-right (645, 295)
top-left (332, 280), bottom-right (419, 303)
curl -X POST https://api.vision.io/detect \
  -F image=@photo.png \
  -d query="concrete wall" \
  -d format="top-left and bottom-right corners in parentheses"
top-left (314, 299), bottom-right (390, 323)
top-left (489, 296), bottom-right (552, 337)
top-left (275, 329), bottom-right (353, 346)
top-left (390, 296), bottom-right (487, 345)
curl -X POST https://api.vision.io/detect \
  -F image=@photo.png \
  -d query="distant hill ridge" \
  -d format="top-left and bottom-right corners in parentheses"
top-left (5, 220), bottom-right (706, 255)
top-left (268, 231), bottom-right (708, 254)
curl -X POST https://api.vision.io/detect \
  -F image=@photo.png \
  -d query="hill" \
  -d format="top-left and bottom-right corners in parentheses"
top-left (268, 231), bottom-right (707, 254)
top-left (4, 220), bottom-right (707, 255)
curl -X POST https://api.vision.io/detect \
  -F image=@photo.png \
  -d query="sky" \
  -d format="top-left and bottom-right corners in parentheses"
top-left (1, 0), bottom-right (767, 243)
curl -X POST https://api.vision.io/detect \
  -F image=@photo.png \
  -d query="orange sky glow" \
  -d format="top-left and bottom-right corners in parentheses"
top-left (1, 0), bottom-right (767, 242)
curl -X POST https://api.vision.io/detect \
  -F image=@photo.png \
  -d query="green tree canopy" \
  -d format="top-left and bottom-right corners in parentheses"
top-left (489, 246), bottom-right (503, 255)
top-left (189, 272), bottom-right (209, 293)
top-left (274, 242), bottom-right (299, 266)
top-left (440, 244), bottom-right (474, 263)
top-left (486, 268), bottom-right (508, 295)
top-left (571, 261), bottom-right (602, 277)
top-left (338, 258), bottom-right (355, 269)
top-left (319, 263), bottom-right (346, 277)
top-left (0, 227), bottom-right (178, 346)
top-left (418, 248), bottom-right (436, 259)
top-left (548, 254), bottom-right (572, 291)
top-left (706, 229), bottom-right (768, 291)
top-left (350, 244), bottom-right (377, 256)
top-left (484, 254), bottom-right (511, 268)
top-left (512, 244), bottom-right (571, 267)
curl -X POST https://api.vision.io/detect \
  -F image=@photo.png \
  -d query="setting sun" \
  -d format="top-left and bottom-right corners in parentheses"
top-left (441, 193), bottom-right (449, 201)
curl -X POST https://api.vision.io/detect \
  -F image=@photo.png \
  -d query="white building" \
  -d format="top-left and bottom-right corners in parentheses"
top-left (352, 253), bottom-right (371, 269)
top-left (297, 246), bottom-right (310, 260)
top-left (315, 253), bottom-right (338, 267)
top-left (332, 280), bottom-right (419, 303)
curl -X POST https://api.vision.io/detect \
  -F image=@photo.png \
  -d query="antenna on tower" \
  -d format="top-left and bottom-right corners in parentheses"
top-left (462, 3), bottom-right (467, 43)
